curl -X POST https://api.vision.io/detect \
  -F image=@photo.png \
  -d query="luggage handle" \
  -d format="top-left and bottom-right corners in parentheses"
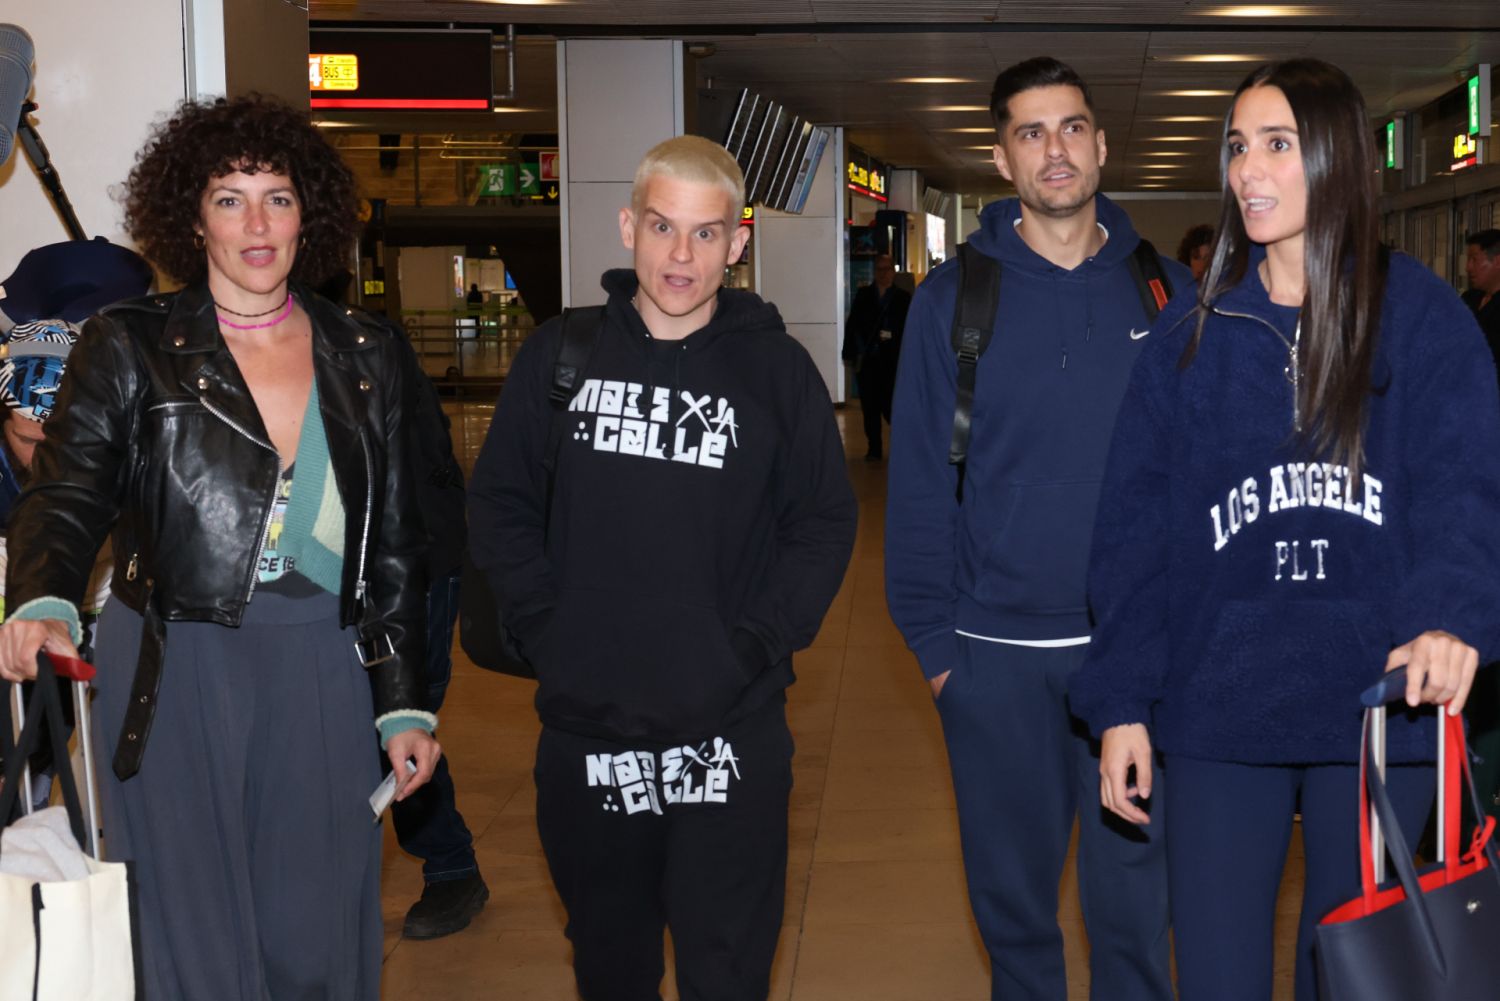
top-left (1353, 669), bottom-right (1500, 979)
top-left (0, 653), bottom-right (101, 859)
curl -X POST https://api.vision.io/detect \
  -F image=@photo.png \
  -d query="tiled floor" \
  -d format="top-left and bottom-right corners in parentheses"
top-left (380, 401), bottom-right (1307, 999)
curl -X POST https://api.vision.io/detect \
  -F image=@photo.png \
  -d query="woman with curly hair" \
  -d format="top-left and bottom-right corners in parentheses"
top-left (0, 94), bottom-right (440, 999)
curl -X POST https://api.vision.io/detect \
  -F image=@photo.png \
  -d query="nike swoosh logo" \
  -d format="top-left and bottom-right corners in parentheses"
top-left (1129, 328), bottom-right (1150, 340)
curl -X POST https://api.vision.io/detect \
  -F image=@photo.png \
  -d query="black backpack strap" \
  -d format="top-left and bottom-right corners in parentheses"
top-left (550, 305), bottom-right (603, 409)
top-left (542, 305), bottom-right (603, 521)
top-left (1126, 238), bottom-right (1173, 321)
top-left (949, 242), bottom-right (1002, 504)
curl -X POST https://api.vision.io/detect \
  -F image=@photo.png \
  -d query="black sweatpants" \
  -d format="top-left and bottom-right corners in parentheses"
top-left (535, 703), bottom-right (793, 1001)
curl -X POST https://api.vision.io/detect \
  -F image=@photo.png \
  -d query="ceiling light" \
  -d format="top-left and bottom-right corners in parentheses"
top-left (941, 127), bottom-right (994, 133)
top-left (894, 77), bottom-right (977, 84)
top-left (492, 107), bottom-right (538, 113)
top-left (1204, 5), bottom-right (1321, 15)
top-left (1167, 54), bottom-right (1266, 63)
top-left (964, 145), bottom-right (996, 150)
top-left (1136, 152), bottom-right (1195, 158)
top-left (1149, 116), bottom-right (1220, 123)
top-left (927, 105), bottom-right (989, 112)
top-left (1132, 162), bottom-right (1187, 168)
top-left (1159, 90), bottom-right (1234, 98)
top-left (1143, 136), bottom-right (1215, 142)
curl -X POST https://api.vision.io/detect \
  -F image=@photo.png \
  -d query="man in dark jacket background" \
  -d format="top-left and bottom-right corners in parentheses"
top-left (468, 135), bottom-right (856, 1001)
top-left (843, 253), bottom-right (910, 460)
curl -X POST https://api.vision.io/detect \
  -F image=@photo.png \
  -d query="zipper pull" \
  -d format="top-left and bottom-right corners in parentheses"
top-left (125, 553), bottom-right (139, 582)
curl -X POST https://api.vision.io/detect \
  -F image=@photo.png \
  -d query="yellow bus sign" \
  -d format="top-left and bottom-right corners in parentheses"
top-left (309, 54), bottom-right (359, 92)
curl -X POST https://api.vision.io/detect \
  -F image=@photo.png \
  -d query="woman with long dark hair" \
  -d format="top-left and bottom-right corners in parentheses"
top-left (0, 95), bottom-right (441, 998)
top-left (1069, 59), bottom-right (1500, 999)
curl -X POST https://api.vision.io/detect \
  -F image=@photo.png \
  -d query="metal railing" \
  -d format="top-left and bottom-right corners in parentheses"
top-left (401, 308), bottom-right (537, 390)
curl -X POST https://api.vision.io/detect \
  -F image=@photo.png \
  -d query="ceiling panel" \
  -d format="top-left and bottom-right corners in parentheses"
top-left (307, 2), bottom-right (1500, 195)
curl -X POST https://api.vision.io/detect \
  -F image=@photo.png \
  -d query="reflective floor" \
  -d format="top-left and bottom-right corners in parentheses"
top-left (380, 401), bottom-right (1305, 1000)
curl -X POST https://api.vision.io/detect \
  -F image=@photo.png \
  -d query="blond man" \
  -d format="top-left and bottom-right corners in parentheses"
top-left (468, 136), bottom-right (856, 1000)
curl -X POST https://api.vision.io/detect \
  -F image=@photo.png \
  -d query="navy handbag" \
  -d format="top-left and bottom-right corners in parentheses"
top-left (1315, 677), bottom-right (1500, 1000)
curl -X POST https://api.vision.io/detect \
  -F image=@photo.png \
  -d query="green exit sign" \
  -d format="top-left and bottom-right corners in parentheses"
top-left (1468, 64), bottom-right (1491, 138)
top-left (1386, 122), bottom-right (1395, 168)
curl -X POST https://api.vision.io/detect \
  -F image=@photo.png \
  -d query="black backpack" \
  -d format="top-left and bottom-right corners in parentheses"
top-left (948, 238), bottom-right (1172, 502)
top-left (459, 306), bottom-right (603, 677)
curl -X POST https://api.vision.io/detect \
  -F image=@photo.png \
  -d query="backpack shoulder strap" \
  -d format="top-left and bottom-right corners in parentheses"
top-left (1126, 238), bottom-right (1173, 321)
top-left (550, 305), bottom-right (604, 409)
top-left (949, 242), bottom-right (1002, 503)
top-left (541, 305), bottom-right (604, 525)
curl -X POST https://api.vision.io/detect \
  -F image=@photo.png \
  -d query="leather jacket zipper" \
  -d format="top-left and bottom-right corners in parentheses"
top-left (355, 427), bottom-right (374, 606)
top-left (198, 395), bottom-right (281, 603)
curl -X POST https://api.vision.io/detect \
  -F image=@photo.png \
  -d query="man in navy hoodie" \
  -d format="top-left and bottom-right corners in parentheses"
top-left (469, 136), bottom-right (856, 1001)
top-left (884, 58), bottom-right (1186, 1000)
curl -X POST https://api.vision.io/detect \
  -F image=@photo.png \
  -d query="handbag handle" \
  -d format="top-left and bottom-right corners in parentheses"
top-left (0, 654), bottom-right (88, 852)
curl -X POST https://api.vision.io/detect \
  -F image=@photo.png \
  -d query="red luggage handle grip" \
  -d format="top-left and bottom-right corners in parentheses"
top-left (41, 653), bottom-right (96, 682)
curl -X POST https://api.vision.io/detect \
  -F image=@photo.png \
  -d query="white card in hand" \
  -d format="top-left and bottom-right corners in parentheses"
top-left (369, 759), bottom-right (417, 820)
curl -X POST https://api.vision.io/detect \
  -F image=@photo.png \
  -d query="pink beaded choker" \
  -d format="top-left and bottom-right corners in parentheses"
top-left (217, 295), bottom-right (295, 330)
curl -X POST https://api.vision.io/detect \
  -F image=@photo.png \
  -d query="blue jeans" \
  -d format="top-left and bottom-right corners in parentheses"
top-left (391, 572), bottom-right (478, 882)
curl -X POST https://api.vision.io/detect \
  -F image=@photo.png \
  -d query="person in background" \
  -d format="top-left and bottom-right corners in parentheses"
top-left (0, 94), bottom-right (440, 999)
top-left (843, 253), bottom-right (910, 461)
top-left (1461, 226), bottom-right (1500, 822)
top-left (1464, 228), bottom-right (1500, 358)
top-left (1071, 59), bottom-right (1500, 1001)
top-left (1176, 223), bottom-right (1215, 282)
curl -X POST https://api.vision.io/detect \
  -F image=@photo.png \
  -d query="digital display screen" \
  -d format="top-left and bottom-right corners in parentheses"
top-left (309, 29), bottom-right (492, 111)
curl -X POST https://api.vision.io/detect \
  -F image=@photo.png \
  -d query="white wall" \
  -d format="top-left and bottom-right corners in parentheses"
top-left (755, 127), bottom-right (845, 402)
top-left (1104, 192), bottom-right (1221, 263)
top-left (0, 1), bottom-right (186, 277)
top-left (398, 246), bottom-right (465, 311)
top-left (558, 39), bottom-right (684, 308)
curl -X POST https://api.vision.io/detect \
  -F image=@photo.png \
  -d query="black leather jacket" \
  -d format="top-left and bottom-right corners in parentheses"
top-left (5, 283), bottom-right (426, 774)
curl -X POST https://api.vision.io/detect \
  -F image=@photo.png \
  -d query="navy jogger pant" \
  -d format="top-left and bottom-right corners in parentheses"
top-left (935, 636), bottom-right (1173, 1001)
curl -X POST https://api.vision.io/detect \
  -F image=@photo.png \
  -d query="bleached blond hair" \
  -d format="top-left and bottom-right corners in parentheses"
top-left (630, 135), bottom-right (745, 218)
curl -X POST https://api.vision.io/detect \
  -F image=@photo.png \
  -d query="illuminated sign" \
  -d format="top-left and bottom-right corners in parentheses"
top-left (1384, 118), bottom-right (1404, 170)
top-left (309, 28), bottom-right (492, 111)
top-left (309, 54), bottom-right (358, 91)
top-left (741, 205), bottom-right (755, 225)
top-left (362, 279), bottom-right (385, 296)
top-left (1469, 65), bottom-right (1491, 138)
top-left (1453, 132), bottom-right (1478, 171)
top-left (845, 148), bottom-right (890, 203)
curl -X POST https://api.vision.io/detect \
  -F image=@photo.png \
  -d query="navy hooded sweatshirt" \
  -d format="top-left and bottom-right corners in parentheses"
top-left (1068, 249), bottom-right (1500, 764)
top-left (885, 195), bottom-right (1191, 680)
top-left (468, 270), bottom-right (857, 745)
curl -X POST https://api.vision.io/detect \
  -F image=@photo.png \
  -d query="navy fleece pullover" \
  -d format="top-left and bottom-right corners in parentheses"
top-left (885, 195), bottom-right (1191, 679)
top-left (1069, 249), bottom-right (1500, 764)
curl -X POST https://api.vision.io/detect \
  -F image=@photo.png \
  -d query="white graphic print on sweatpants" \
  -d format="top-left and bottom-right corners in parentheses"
top-left (585, 738), bottom-right (742, 816)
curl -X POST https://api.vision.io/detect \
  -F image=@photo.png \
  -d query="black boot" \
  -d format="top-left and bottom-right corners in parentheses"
top-left (403, 872), bottom-right (490, 939)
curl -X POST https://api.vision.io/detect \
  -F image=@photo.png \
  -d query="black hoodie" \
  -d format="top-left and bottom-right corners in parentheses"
top-left (469, 270), bottom-right (857, 744)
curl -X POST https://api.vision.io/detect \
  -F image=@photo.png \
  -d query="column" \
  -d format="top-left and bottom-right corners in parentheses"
top-left (754, 128), bottom-right (846, 401)
top-left (556, 38), bottom-right (686, 308)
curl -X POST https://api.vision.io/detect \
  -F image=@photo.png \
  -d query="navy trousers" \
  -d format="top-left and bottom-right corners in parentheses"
top-left (935, 637), bottom-right (1173, 1001)
top-left (391, 572), bottom-right (479, 882)
top-left (1163, 756), bottom-right (1434, 1001)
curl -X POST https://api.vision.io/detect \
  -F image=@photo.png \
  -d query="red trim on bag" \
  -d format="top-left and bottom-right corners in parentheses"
top-left (1323, 712), bottom-right (1495, 926)
top-left (1321, 854), bottom-right (1492, 924)
top-left (1148, 278), bottom-right (1169, 311)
